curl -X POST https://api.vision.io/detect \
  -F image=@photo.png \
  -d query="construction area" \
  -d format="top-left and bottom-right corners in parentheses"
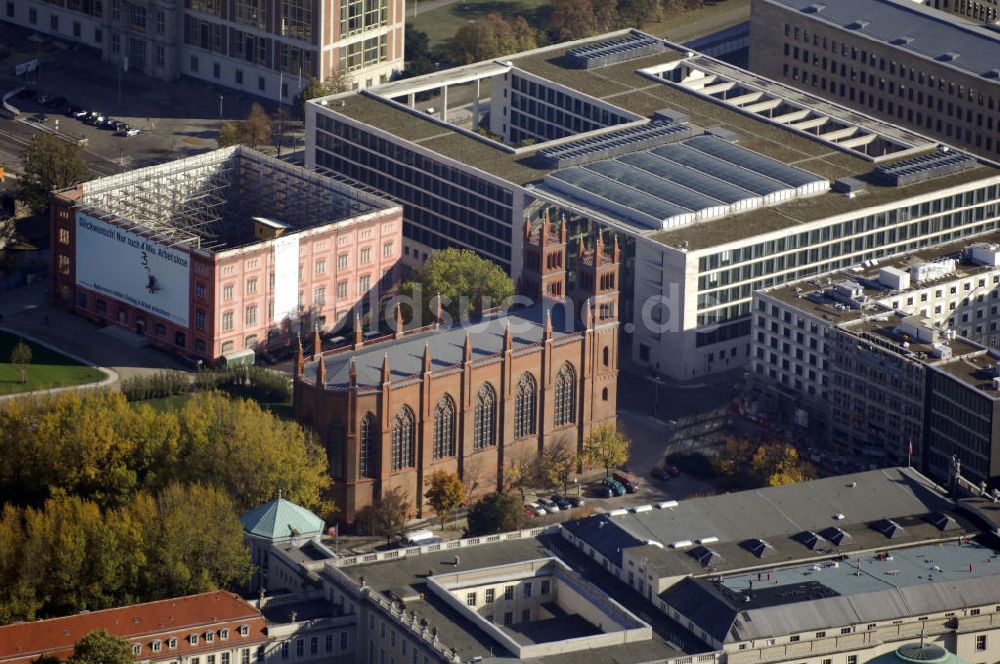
top-left (75, 146), bottom-right (391, 253)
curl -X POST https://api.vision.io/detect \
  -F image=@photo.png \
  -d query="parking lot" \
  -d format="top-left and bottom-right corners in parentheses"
top-left (0, 23), bottom-right (300, 176)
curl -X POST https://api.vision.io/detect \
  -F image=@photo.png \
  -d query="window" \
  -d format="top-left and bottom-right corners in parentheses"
top-left (383, 242), bottom-right (393, 257)
top-left (522, 582), bottom-right (532, 598)
top-left (246, 277), bottom-right (257, 294)
top-left (5, 2), bottom-right (13, 17)
top-left (554, 363), bottom-right (577, 426)
top-left (310, 636), bottom-right (318, 655)
top-left (976, 635), bottom-right (987, 651)
top-left (359, 275), bottom-right (371, 293)
top-left (241, 650), bottom-right (249, 664)
top-left (360, 413), bottom-right (377, 478)
top-left (847, 657), bottom-right (857, 664)
top-left (360, 247), bottom-right (371, 263)
top-left (296, 640), bottom-right (303, 658)
top-left (391, 407), bottom-right (415, 471)
top-left (466, 592), bottom-right (477, 606)
top-left (337, 280), bottom-right (348, 300)
top-left (338, 253), bottom-right (348, 269)
top-left (206, 632), bottom-right (215, 643)
top-left (513, 373), bottom-right (536, 438)
top-left (190, 634), bottom-right (199, 645)
top-left (239, 624), bottom-right (250, 637)
top-left (132, 645), bottom-right (142, 656)
top-left (224, 284), bottom-right (234, 300)
top-left (540, 580), bottom-right (550, 595)
top-left (281, 642), bottom-right (289, 660)
top-left (191, 55), bottom-right (199, 72)
top-left (315, 259), bottom-right (326, 275)
top-left (222, 653), bottom-right (230, 664)
top-left (341, 632), bottom-right (348, 651)
top-left (474, 384), bottom-right (496, 450)
top-left (245, 304), bottom-right (257, 326)
top-left (222, 311), bottom-right (234, 331)
top-left (155, 9), bottom-right (164, 33)
top-left (50, 14), bottom-right (58, 30)
top-left (258, 76), bottom-right (265, 91)
top-left (58, 227), bottom-right (70, 245)
top-left (110, 31), bottom-right (119, 52)
top-left (485, 588), bottom-right (495, 603)
top-left (504, 585), bottom-right (514, 600)
top-left (325, 634), bottom-right (334, 653)
top-left (152, 640), bottom-right (162, 653)
top-left (432, 395), bottom-right (456, 458)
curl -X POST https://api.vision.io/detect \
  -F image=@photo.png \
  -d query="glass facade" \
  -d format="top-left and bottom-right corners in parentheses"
top-left (314, 113), bottom-right (515, 266)
top-left (507, 73), bottom-right (635, 144)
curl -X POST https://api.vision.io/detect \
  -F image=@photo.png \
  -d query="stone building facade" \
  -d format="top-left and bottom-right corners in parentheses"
top-left (293, 218), bottom-right (621, 523)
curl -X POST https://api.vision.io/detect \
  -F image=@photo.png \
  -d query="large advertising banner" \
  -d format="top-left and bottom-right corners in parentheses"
top-left (75, 213), bottom-right (191, 328)
top-left (272, 234), bottom-right (300, 322)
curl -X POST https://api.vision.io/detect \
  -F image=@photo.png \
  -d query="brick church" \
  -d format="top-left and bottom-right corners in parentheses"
top-left (293, 217), bottom-right (620, 523)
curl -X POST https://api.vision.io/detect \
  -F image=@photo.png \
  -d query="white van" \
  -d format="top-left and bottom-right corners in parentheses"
top-left (401, 529), bottom-right (443, 547)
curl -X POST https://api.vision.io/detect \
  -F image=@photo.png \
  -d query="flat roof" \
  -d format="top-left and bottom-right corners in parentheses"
top-left (762, 0), bottom-right (1000, 80)
top-left (313, 33), bottom-right (1000, 252)
top-left (931, 352), bottom-right (1000, 398)
top-left (337, 535), bottom-right (686, 664)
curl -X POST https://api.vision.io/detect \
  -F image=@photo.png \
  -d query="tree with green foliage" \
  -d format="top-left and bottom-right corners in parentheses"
top-left (399, 248), bottom-right (515, 324)
top-left (583, 423), bottom-right (631, 478)
top-left (359, 488), bottom-right (410, 545)
top-left (466, 492), bottom-right (524, 536)
top-left (549, 0), bottom-right (598, 40)
top-left (424, 470), bottom-right (465, 529)
top-left (502, 446), bottom-right (538, 500)
top-left (9, 339), bottom-right (31, 384)
top-left (216, 121), bottom-right (240, 148)
top-left (69, 630), bottom-right (134, 664)
top-left (294, 73), bottom-right (350, 118)
top-left (449, 14), bottom-right (538, 65)
top-left (17, 133), bottom-right (88, 212)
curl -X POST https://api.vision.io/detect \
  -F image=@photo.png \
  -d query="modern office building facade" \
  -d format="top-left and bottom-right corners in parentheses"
top-left (751, 236), bottom-right (1000, 484)
top-left (307, 30), bottom-right (1000, 382)
top-left (1, 0), bottom-right (404, 101)
top-left (50, 146), bottom-right (402, 363)
top-left (749, 0), bottom-right (1000, 161)
top-left (923, 0), bottom-right (999, 25)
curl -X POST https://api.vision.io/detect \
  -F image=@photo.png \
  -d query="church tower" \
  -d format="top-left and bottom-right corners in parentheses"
top-left (519, 211), bottom-right (567, 303)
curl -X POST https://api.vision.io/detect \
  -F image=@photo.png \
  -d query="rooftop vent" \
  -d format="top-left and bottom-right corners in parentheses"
top-left (535, 121), bottom-right (697, 169)
top-left (848, 19), bottom-right (871, 30)
top-left (657, 500), bottom-right (679, 509)
top-left (652, 108), bottom-right (689, 124)
top-left (796, 530), bottom-right (822, 549)
top-left (891, 36), bottom-right (915, 46)
top-left (671, 539), bottom-right (694, 549)
top-left (697, 536), bottom-right (719, 545)
top-left (705, 126), bottom-right (740, 142)
top-left (802, 3), bottom-right (826, 13)
top-left (937, 52), bottom-right (960, 63)
top-left (927, 512), bottom-right (960, 532)
top-left (564, 31), bottom-right (667, 69)
top-left (832, 177), bottom-right (866, 198)
top-left (984, 69), bottom-right (1000, 80)
top-left (820, 526), bottom-right (852, 545)
top-left (872, 149), bottom-right (977, 187)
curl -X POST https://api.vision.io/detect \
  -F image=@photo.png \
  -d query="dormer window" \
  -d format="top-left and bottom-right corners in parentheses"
top-left (206, 632), bottom-right (215, 643)
top-left (151, 640), bottom-right (162, 652)
top-left (132, 645), bottom-right (142, 656)
top-left (238, 625), bottom-right (250, 637)
top-left (190, 634), bottom-right (199, 645)
top-left (220, 628), bottom-right (230, 641)
top-left (168, 638), bottom-right (178, 649)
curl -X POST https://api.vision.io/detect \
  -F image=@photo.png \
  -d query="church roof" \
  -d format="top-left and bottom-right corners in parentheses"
top-left (240, 497), bottom-right (324, 540)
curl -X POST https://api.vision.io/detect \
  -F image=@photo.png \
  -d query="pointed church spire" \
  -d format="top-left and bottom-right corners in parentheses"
top-left (422, 342), bottom-right (432, 374)
top-left (544, 308), bottom-right (553, 341)
top-left (577, 237), bottom-right (586, 260)
top-left (394, 303), bottom-right (404, 339)
top-left (348, 357), bottom-right (358, 386)
top-left (381, 353), bottom-right (391, 384)
top-left (463, 332), bottom-right (472, 363)
top-left (613, 234), bottom-right (621, 263)
top-left (316, 354), bottom-right (326, 385)
top-left (353, 313), bottom-right (364, 349)
top-left (583, 299), bottom-right (593, 330)
top-left (313, 323), bottom-right (322, 357)
top-left (434, 293), bottom-right (443, 329)
top-left (295, 334), bottom-right (304, 376)
top-left (503, 320), bottom-right (513, 351)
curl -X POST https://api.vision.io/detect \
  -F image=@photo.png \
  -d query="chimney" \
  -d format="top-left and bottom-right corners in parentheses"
top-left (422, 342), bottom-right (432, 375)
top-left (463, 333), bottom-right (472, 364)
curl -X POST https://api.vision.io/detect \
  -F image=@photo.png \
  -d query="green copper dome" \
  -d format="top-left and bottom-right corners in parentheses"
top-left (866, 642), bottom-right (969, 664)
top-left (240, 497), bottom-right (324, 540)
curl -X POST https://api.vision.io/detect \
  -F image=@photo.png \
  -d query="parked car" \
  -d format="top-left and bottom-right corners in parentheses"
top-left (83, 112), bottom-right (104, 125)
top-left (550, 495), bottom-right (573, 511)
top-left (612, 471), bottom-right (640, 493)
top-left (536, 498), bottom-right (559, 513)
top-left (37, 94), bottom-right (52, 105)
top-left (663, 463), bottom-right (680, 477)
top-left (97, 117), bottom-right (118, 129)
top-left (49, 96), bottom-right (67, 108)
top-left (523, 505), bottom-right (538, 519)
top-left (595, 485), bottom-right (614, 498)
top-left (28, 113), bottom-right (46, 124)
top-left (526, 502), bottom-right (546, 516)
top-left (65, 104), bottom-right (85, 117)
top-left (601, 477), bottom-right (626, 496)
top-left (566, 495), bottom-right (586, 508)
top-left (123, 127), bottom-right (141, 137)
top-left (651, 466), bottom-right (671, 480)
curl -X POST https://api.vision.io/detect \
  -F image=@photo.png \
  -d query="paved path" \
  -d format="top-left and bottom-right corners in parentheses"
top-left (0, 283), bottom-right (188, 390)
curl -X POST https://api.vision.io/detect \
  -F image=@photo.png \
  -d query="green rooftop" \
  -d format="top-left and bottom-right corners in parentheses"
top-left (240, 497), bottom-right (324, 540)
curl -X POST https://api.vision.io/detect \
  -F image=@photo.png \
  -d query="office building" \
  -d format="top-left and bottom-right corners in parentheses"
top-left (923, 0), bottom-right (999, 24)
top-left (1, 0), bottom-right (403, 101)
top-left (50, 146), bottom-right (402, 363)
top-left (307, 29), bottom-right (1000, 381)
top-left (749, 0), bottom-right (1000, 160)
top-left (293, 219), bottom-right (620, 522)
top-left (751, 235), bottom-right (1000, 484)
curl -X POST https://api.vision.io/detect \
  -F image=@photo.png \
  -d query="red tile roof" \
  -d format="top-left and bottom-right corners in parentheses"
top-left (0, 591), bottom-right (269, 664)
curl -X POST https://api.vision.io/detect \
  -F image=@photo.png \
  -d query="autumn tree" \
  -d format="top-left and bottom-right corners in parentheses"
top-left (238, 103), bottom-right (273, 148)
top-left (70, 630), bottom-right (133, 664)
top-left (294, 73), bottom-right (350, 118)
top-left (449, 14), bottom-right (538, 65)
top-left (361, 488), bottom-right (410, 545)
top-left (17, 133), bottom-right (88, 212)
top-left (712, 436), bottom-right (816, 490)
top-left (424, 470), bottom-right (465, 529)
top-left (216, 121), bottom-right (240, 148)
top-left (399, 247), bottom-right (515, 324)
top-left (503, 446), bottom-right (538, 500)
top-left (466, 492), bottom-right (524, 537)
top-left (9, 339), bottom-right (31, 384)
top-left (540, 440), bottom-right (579, 494)
top-left (550, 0), bottom-right (598, 40)
top-left (584, 423), bottom-right (631, 478)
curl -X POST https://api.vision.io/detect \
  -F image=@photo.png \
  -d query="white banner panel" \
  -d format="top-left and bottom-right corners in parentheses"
top-left (75, 213), bottom-right (191, 328)
top-left (272, 234), bottom-right (300, 322)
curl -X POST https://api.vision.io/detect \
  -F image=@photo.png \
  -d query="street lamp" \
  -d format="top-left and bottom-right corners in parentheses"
top-left (574, 477), bottom-right (580, 496)
top-left (218, 95), bottom-right (224, 118)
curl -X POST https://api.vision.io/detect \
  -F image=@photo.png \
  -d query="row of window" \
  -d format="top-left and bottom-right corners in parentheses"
top-left (359, 365), bottom-right (577, 478)
top-left (465, 578), bottom-right (551, 606)
top-left (135, 625), bottom-right (251, 655)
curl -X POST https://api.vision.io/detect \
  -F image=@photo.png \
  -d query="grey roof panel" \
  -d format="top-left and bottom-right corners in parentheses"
top-left (651, 143), bottom-right (789, 196)
top-left (617, 151), bottom-right (758, 204)
top-left (766, 0), bottom-right (1000, 78)
top-left (684, 134), bottom-right (827, 188)
top-left (548, 168), bottom-right (691, 221)
top-left (584, 160), bottom-right (727, 211)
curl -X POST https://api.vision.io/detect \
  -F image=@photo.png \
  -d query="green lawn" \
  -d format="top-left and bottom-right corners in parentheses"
top-left (0, 332), bottom-right (105, 396)
top-left (409, 0), bottom-right (553, 53)
top-left (139, 389), bottom-right (294, 421)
